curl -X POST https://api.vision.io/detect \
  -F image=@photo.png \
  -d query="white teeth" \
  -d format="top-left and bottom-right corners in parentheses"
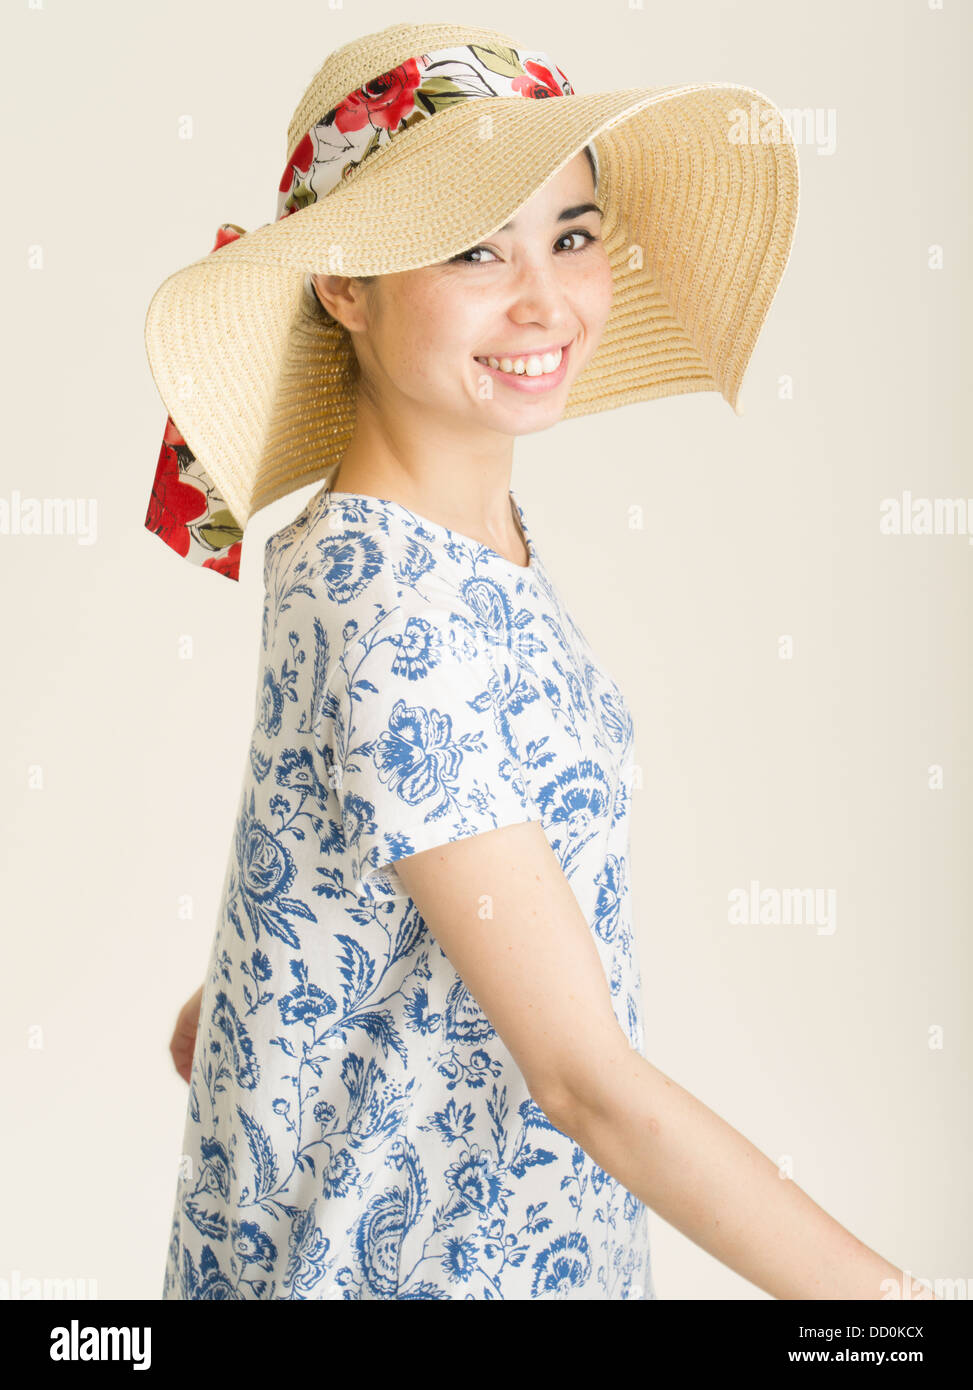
top-left (475, 346), bottom-right (563, 376)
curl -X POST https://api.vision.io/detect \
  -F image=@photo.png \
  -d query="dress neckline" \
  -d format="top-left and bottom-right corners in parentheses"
top-left (319, 485), bottom-right (537, 573)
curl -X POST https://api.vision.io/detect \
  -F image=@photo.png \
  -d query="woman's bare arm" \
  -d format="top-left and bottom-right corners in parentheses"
top-left (395, 820), bottom-right (929, 1300)
top-left (169, 983), bottom-right (204, 1084)
top-left (560, 1048), bottom-right (925, 1299)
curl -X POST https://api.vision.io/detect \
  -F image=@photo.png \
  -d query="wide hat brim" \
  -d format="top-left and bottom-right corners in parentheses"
top-left (144, 83), bottom-right (799, 527)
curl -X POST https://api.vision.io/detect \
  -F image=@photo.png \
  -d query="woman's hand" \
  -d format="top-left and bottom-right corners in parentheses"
top-left (169, 983), bottom-right (205, 1084)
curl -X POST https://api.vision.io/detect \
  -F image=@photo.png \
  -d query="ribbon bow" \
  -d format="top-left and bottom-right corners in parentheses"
top-left (143, 226), bottom-right (247, 579)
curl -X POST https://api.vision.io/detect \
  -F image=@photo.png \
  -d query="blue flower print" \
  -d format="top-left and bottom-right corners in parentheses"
top-left (536, 758), bottom-right (613, 874)
top-left (531, 1230), bottom-right (592, 1297)
top-left (163, 483), bottom-right (655, 1301)
top-left (275, 746), bottom-right (328, 803)
top-left (258, 666), bottom-right (286, 737)
top-left (457, 574), bottom-right (516, 649)
top-left (211, 991), bottom-right (260, 1091)
top-left (313, 528), bottom-right (386, 604)
top-left (442, 978), bottom-right (495, 1045)
top-left (403, 986), bottom-right (441, 1037)
top-left (446, 1144), bottom-right (504, 1215)
top-left (393, 536), bottom-right (437, 589)
top-left (388, 615), bottom-right (441, 680)
top-left (320, 1147), bottom-right (359, 1200)
top-left (282, 1200), bottom-right (331, 1299)
top-left (442, 1234), bottom-right (479, 1285)
top-left (596, 678), bottom-right (633, 748)
top-left (182, 1243), bottom-right (246, 1300)
top-left (349, 1138), bottom-right (430, 1299)
top-left (231, 1219), bottom-right (278, 1275)
top-left (226, 789), bottom-right (317, 950)
top-left (341, 1054), bottom-right (400, 1143)
top-left (593, 853), bottom-right (627, 944)
top-left (373, 699), bottom-right (469, 805)
top-left (277, 958), bottom-right (337, 1026)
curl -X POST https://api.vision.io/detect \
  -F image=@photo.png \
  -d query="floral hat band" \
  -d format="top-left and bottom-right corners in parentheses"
top-left (144, 42), bottom-right (594, 583)
top-left (277, 44), bottom-right (593, 218)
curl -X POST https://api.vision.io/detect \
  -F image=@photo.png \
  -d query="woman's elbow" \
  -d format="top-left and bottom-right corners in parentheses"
top-left (528, 1030), bottom-right (646, 1136)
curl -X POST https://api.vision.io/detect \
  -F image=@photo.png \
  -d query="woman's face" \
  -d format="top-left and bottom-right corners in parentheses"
top-left (317, 151), bottom-right (614, 442)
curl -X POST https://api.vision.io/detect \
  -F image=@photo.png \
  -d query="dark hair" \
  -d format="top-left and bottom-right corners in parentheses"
top-left (581, 142), bottom-right (597, 186)
top-left (312, 143), bottom-right (598, 308)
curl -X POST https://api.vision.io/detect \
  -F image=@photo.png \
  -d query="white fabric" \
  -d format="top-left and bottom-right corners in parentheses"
top-left (162, 484), bottom-right (655, 1300)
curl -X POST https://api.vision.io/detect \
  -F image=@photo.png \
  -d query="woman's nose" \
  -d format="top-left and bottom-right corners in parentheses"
top-left (505, 263), bottom-right (571, 324)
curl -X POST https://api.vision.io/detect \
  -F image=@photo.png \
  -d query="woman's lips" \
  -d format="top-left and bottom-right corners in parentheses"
top-left (473, 341), bottom-right (571, 393)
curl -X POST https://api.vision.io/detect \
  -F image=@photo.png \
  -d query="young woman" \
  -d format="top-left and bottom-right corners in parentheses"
top-left (149, 21), bottom-right (925, 1301)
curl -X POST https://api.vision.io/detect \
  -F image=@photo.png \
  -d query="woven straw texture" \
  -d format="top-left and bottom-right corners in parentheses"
top-left (144, 21), bottom-right (799, 527)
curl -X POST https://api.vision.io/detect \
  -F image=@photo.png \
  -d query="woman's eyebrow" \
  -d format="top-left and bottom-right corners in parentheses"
top-left (497, 202), bottom-right (603, 232)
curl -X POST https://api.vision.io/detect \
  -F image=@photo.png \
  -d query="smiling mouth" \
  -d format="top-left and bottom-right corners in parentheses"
top-left (473, 343), bottom-right (569, 378)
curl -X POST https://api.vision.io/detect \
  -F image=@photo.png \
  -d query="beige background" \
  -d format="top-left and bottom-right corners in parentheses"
top-left (2, 0), bottom-right (969, 1300)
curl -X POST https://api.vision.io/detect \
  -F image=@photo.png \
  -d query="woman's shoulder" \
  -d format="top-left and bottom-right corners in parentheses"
top-left (262, 487), bottom-right (465, 668)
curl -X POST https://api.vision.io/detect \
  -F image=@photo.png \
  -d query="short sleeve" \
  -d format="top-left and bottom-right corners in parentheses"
top-left (323, 604), bottom-right (543, 903)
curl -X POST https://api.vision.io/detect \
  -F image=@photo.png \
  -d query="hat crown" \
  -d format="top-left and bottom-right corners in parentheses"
top-left (285, 21), bottom-right (526, 160)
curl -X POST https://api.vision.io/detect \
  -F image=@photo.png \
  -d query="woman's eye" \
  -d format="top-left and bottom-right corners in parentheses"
top-left (450, 245), bottom-right (499, 265)
top-left (448, 229), bottom-right (597, 265)
top-left (556, 229), bottom-right (597, 253)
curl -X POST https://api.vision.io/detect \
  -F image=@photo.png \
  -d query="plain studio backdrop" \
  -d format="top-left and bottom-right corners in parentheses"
top-left (1, 0), bottom-right (969, 1300)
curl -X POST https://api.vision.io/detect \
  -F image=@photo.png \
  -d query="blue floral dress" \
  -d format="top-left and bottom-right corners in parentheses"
top-left (162, 484), bottom-right (656, 1301)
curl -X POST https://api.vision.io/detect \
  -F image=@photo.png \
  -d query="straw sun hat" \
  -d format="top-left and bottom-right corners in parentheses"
top-left (143, 19), bottom-right (799, 581)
